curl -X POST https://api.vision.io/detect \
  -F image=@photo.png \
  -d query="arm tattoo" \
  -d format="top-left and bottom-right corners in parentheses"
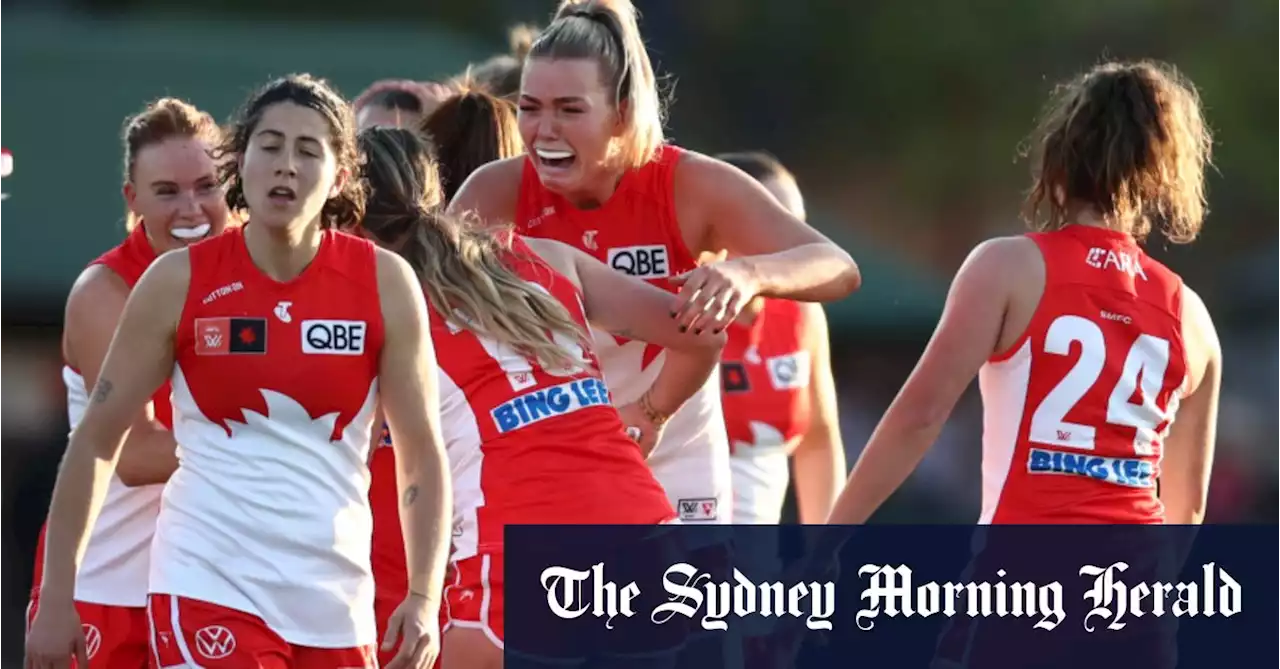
top-left (610, 328), bottom-right (636, 340)
top-left (92, 379), bottom-right (114, 404)
top-left (402, 484), bottom-right (419, 507)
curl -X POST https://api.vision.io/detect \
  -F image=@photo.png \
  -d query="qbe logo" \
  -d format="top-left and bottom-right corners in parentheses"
top-left (301, 319), bottom-right (366, 355)
top-left (607, 245), bottom-right (669, 279)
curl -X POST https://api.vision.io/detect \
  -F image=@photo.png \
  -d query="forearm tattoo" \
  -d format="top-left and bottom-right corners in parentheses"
top-left (92, 379), bottom-right (114, 404)
top-left (402, 484), bottom-right (419, 507)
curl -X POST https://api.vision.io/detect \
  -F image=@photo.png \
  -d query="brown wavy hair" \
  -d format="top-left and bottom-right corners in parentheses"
top-left (1021, 59), bottom-right (1213, 243)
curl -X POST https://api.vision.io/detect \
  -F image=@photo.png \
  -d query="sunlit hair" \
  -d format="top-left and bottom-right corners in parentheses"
top-left (462, 23), bottom-right (540, 101)
top-left (528, 0), bottom-right (668, 170)
top-left (217, 73), bottom-right (365, 229)
top-left (356, 127), bottom-right (588, 371)
top-left (421, 85), bottom-right (524, 203)
top-left (1021, 59), bottom-right (1212, 243)
top-left (122, 98), bottom-right (221, 231)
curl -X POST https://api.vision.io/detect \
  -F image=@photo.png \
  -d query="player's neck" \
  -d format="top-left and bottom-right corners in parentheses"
top-left (244, 218), bottom-right (324, 283)
top-left (562, 168), bottom-right (625, 211)
top-left (1068, 204), bottom-right (1133, 236)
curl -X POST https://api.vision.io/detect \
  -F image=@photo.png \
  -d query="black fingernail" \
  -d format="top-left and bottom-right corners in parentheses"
top-left (669, 311), bottom-right (678, 318)
top-left (713, 328), bottom-right (723, 335)
top-left (694, 328), bottom-right (703, 335)
top-left (679, 325), bottom-right (687, 333)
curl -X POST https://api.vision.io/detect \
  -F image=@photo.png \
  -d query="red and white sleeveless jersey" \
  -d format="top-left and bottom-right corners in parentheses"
top-left (514, 146), bottom-right (733, 523)
top-left (435, 238), bottom-right (674, 560)
top-left (980, 225), bottom-right (1186, 524)
top-left (153, 226), bottom-right (384, 647)
top-left (721, 299), bottom-right (813, 524)
top-left (32, 224), bottom-right (172, 607)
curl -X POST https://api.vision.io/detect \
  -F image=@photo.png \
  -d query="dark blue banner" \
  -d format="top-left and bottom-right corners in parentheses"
top-left (503, 525), bottom-right (1274, 669)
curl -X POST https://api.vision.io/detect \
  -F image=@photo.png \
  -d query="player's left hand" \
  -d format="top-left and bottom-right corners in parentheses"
top-left (382, 592), bottom-right (440, 669)
top-left (670, 252), bottom-right (759, 336)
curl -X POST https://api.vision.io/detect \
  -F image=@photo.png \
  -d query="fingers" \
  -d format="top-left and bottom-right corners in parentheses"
top-left (669, 269), bottom-right (707, 317)
top-left (381, 611), bottom-right (403, 651)
top-left (677, 282), bottom-right (739, 334)
top-left (411, 637), bottom-right (439, 669)
top-left (75, 638), bottom-right (89, 668)
top-left (385, 622), bottom-right (424, 669)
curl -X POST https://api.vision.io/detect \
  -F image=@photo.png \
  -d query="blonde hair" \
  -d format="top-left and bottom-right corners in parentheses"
top-left (528, 0), bottom-right (667, 169)
top-left (1021, 59), bottom-right (1212, 244)
top-left (357, 127), bottom-right (588, 371)
top-left (122, 98), bottom-right (221, 231)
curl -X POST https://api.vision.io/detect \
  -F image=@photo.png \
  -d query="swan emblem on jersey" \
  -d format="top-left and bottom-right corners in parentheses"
top-left (729, 420), bottom-right (790, 458)
top-left (223, 388), bottom-right (347, 444)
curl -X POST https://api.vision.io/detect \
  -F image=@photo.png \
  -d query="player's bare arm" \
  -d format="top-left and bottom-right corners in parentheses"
top-left (64, 265), bottom-right (179, 487)
top-left (373, 248), bottom-right (450, 666)
top-left (826, 237), bottom-right (1030, 526)
top-left (668, 152), bottom-right (860, 334)
top-left (790, 303), bottom-right (847, 524)
top-left (40, 250), bottom-right (187, 597)
top-left (528, 237), bottom-right (726, 413)
top-left (1160, 285), bottom-right (1222, 524)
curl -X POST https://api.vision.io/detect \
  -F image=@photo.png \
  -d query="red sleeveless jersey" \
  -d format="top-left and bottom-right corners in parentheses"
top-left (154, 226), bottom-right (386, 646)
top-left (436, 237), bottom-right (674, 559)
top-left (979, 225), bottom-right (1186, 524)
top-left (720, 299), bottom-right (812, 454)
top-left (721, 299), bottom-right (813, 524)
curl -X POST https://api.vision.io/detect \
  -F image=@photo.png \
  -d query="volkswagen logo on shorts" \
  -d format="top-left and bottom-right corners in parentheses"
top-left (195, 624), bottom-right (236, 659)
top-left (82, 623), bottom-right (102, 659)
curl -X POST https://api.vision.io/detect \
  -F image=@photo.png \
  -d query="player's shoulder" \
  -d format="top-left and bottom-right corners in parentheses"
top-left (449, 156), bottom-right (524, 219)
top-left (955, 234), bottom-right (1044, 289)
top-left (521, 236), bottom-right (581, 284)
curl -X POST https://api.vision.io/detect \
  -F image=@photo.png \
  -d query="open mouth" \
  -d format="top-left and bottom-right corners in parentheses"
top-left (170, 223), bottom-right (212, 241)
top-left (535, 147), bottom-right (576, 170)
top-left (268, 186), bottom-right (297, 204)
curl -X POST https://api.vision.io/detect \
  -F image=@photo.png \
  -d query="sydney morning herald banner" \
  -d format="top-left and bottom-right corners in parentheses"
top-left (503, 525), bottom-right (1274, 669)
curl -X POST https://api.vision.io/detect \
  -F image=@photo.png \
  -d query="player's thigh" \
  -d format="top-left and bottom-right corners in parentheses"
top-left (291, 643), bottom-right (378, 669)
top-left (442, 626), bottom-right (503, 669)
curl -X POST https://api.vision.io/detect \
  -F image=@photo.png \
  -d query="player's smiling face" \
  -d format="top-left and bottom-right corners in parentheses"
top-left (125, 137), bottom-right (229, 253)
top-left (240, 101), bottom-right (346, 232)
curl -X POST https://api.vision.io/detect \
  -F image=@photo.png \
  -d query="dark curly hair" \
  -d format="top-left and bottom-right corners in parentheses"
top-left (217, 73), bottom-right (365, 229)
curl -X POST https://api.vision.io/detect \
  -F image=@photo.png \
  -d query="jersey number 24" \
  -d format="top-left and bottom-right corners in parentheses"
top-left (1028, 314), bottom-right (1176, 456)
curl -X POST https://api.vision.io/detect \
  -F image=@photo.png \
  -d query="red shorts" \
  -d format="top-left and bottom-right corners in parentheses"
top-left (443, 553), bottom-right (504, 648)
top-left (27, 595), bottom-right (151, 669)
top-left (147, 594), bottom-right (377, 668)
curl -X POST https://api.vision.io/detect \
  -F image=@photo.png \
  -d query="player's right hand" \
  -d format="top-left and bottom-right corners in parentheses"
top-left (382, 592), bottom-right (441, 669)
top-left (24, 597), bottom-right (88, 669)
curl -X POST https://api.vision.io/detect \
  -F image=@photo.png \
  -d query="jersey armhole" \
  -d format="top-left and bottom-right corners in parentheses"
top-left (987, 233), bottom-right (1049, 363)
top-left (661, 146), bottom-right (700, 273)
